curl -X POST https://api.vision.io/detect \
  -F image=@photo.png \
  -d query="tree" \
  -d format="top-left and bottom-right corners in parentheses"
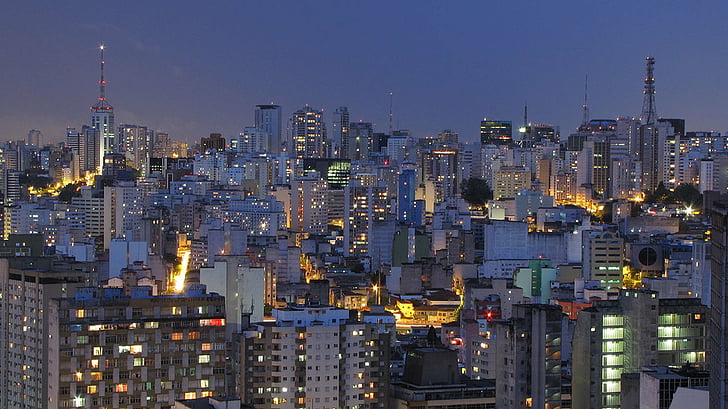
top-left (673, 183), bottom-right (702, 208)
top-left (644, 182), bottom-right (672, 204)
top-left (460, 177), bottom-right (493, 207)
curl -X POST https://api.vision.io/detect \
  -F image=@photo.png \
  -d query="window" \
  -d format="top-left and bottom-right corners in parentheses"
top-left (199, 355), bottom-right (211, 364)
top-left (171, 332), bottom-right (183, 341)
top-left (115, 383), bottom-right (128, 393)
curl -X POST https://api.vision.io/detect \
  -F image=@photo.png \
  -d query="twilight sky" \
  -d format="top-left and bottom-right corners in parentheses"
top-left (1, 1), bottom-right (727, 144)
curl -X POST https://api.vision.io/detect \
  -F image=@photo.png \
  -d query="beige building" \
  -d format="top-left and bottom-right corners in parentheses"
top-left (493, 166), bottom-right (530, 200)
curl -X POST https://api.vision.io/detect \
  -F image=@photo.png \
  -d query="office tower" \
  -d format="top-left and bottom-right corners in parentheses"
top-left (480, 119), bottom-right (513, 145)
top-left (493, 304), bottom-right (563, 409)
top-left (0, 257), bottom-right (91, 409)
top-left (289, 106), bottom-right (326, 159)
top-left (49, 286), bottom-right (227, 409)
top-left (332, 106), bottom-right (349, 158)
top-left (344, 182), bottom-right (389, 257)
top-left (345, 121), bottom-right (374, 161)
top-left (398, 163), bottom-right (417, 225)
top-left (255, 104), bottom-right (282, 154)
top-left (302, 158), bottom-right (351, 190)
top-left (89, 45), bottom-right (115, 173)
top-left (291, 173), bottom-right (328, 234)
top-left (573, 291), bottom-right (707, 409)
top-left (117, 124), bottom-right (151, 175)
top-left (239, 305), bottom-right (390, 409)
top-left (711, 198), bottom-right (728, 409)
top-left (518, 124), bottom-right (559, 147)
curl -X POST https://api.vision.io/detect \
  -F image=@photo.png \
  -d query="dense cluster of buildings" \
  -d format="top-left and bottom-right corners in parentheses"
top-left (2, 50), bottom-right (728, 409)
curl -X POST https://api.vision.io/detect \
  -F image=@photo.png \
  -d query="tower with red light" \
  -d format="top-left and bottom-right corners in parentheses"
top-left (89, 44), bottom-right (115, 173)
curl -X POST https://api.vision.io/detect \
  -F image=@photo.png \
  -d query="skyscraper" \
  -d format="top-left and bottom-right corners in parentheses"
top-left (255, 104), bottom-right (282, 153)
top-left (89, 45), bottom-right (115, 173)
top-left (289, 106), bottom-right (326, 159)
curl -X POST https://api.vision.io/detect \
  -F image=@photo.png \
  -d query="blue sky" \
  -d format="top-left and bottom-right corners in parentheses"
top-left (1, 1), bottom-right (727, 143)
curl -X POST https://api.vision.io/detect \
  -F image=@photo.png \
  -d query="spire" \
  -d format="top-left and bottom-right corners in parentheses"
top-left (92, 44), bottom-right (112, 110)
top-left (640, 56), bottom-right (657, 125)
top-left (581, 74), bottom-right (589, 128)
top-left (388, 91), bottom-right (394, 134)
top-left (523, 101), bottom-right (528, 127)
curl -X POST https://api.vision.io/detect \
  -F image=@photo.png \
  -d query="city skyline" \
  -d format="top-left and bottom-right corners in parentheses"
top-left (2, 1), bottom-right (728, 143)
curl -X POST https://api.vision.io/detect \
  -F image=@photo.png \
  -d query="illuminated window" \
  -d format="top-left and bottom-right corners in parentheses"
top-left (198, 355), bottom-right (210, 364)
top-left (86, 385), bottom-right (97, 394)
top-left (115, 383), bottom-right (128, 393)
top-left (171, 333), bottom-right (183, 341)
top-left (188, 331), bottom-right (200, 340)
top-left (200, 379), bottom-right (209, 388)
top-left (133, 358), bottom-right (145, 367)
top-left (201, 343), bottom-right (212, 351)
top-left (184, 392), bottom-right (196, 400)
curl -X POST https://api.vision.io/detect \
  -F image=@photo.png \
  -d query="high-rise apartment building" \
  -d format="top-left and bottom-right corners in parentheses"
top-left (291, 173), bottom-right (328, 234)
top-left (0, 256), bottom-right (91, 409)
top-left (344, 182), bottom-right (389, 257)
top-left (48, 286), bottom-right (227, 409)
top-left (239, 305), bottom-right (390, 409)
top-left (492, 304), bottom-right (563, 409)
top-left (117, 124), bottom-right (152, 176)
top-left (289, 106), bottom-right (326, 159)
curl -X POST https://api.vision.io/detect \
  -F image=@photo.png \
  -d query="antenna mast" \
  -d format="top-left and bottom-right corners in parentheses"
top-left (388, 92), bottom-right (393, 134)
top-left (581, 74), bottom-right (589, 128)
top-left (523, 101), bottom-right (528, 127)
top-left (640, 56), bottom-right (657, 125)
top-left (99, 44), bottom-right (106, 103)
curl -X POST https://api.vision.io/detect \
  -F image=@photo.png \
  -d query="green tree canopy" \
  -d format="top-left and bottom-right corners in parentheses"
top-left (460, 177), bottom-right (493, 207)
